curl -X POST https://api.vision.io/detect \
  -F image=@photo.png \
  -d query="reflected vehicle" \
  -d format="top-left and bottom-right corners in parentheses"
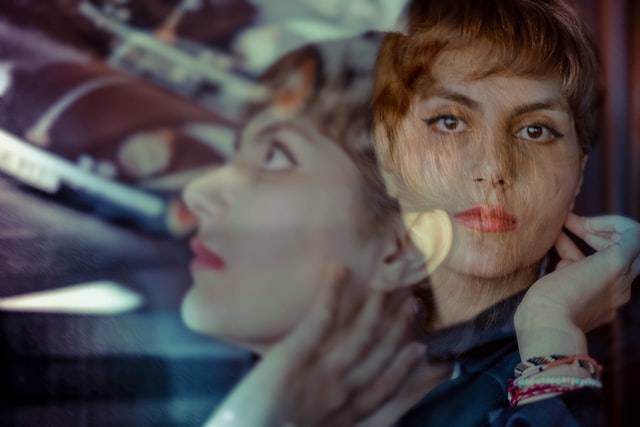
top-left (0, 59), bottom-right (234, 236)
top-left (0, 0), bottom-right (260, 236)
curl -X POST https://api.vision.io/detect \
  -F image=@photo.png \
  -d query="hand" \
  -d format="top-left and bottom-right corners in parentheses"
top-left (515, 213), bottom-right (640, 359)
top-left (204, 267), bottom-right (426, 427)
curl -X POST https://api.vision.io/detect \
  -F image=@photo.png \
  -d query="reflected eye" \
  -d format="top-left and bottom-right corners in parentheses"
top-left (264, 142), bottom-right (297, 171)
top-left (515, 124), bottom-right (564, 143)
top-left (424, 115), bottom-right (468, 133)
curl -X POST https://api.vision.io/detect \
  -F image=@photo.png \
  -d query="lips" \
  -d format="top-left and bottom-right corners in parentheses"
top-left (454, 206), bottom-right (517, 232)
top-left (189, 237), bottom-right (226, 271)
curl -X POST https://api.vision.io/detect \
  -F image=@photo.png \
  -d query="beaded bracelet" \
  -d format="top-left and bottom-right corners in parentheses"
top-left (513, 375), bottom-right (603, 388)
top-left (514, 355), bottom-right (602, 380)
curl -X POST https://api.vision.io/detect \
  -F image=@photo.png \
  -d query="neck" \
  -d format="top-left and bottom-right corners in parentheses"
top-left (428, 263), bottom-right (539, 329)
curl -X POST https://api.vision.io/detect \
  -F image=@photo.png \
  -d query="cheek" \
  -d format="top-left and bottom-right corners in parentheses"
top-left (252, 184), bottom-right (361, 265)
top-left (531, 157), bottom-right (582, 215)
top-left (398, 152), bottom-right (465, 213)
top-left (521, 162), bottom-right (582, 255)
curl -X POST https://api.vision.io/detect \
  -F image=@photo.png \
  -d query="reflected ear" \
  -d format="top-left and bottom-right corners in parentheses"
top-left (371, 209), bottom-right (453, 290)
top-left (403, 209), bottom-right (453, 275)
top-left (381, 169), bottom-right (399, 198)
top-left (273, 58), bottom-right (317, 114)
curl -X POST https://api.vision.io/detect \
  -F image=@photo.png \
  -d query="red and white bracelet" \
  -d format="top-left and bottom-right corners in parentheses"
top-left (508, 355), bottom-right (603, 406)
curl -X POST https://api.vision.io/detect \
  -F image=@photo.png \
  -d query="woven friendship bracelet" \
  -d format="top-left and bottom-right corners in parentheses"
top-left (514, 355), bottom-right (567, 375)
top-left (514, 355), bottom-right (602, 379)
top-left (507, 377), bottom-right (602, 407)
top-left (508, 382), bottom-right (576, 406)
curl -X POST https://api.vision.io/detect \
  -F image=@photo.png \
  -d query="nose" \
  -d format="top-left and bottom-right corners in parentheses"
top-left (473, 174), bottom-right (508, 188)
top-left (182, 166), bottom-right (237, 222)
top-left (470, 133), bottom-right (515, 190)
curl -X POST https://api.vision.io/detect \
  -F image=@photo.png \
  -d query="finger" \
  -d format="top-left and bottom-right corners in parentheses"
top-left (616, 226), bottom-right (640, 279)
top-left (566, 214), bottom-right (640, 249)
top-left (322, 287), bottom-right (412, 375)
top-left (590, 224), bottom-right (640, 279)
top-left (564, 215), bottom-right (617, 250)
top-left (343, 297), bottom-right (414, 390)
top-left (580, 214), bottom-right (639, 234)
top-left (320, 290), bottom-right (384, 375)
top-left (348, 341), bottom-right (426, 420)
top-left (632, 255), bottom-right (640, 279)
top-left (616, 221), bottom-right (640, 257)
top-left (566, 214), bottom-right (640, 279)
top-left (279, 267), bottom-right (348, 359)
top-left (554, 230), bottom-right (585, 263)
top-left (334, 272), bottom-right (370, 328)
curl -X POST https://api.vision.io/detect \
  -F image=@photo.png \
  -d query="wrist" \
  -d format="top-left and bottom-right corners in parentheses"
top-left (514, 299), bottom-right (587, 361)
top-left (508, 355), bottom-right (603, 407)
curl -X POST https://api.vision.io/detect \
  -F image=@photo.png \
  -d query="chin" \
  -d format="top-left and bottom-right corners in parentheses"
top-left (446, 247), bottom-right (521, 278)
top-left (463, 264), bottom-right (520, 279)
top-left (180, 288), bottom-right (214, 334)
top-left (180, 288), bottom-right (289, 353)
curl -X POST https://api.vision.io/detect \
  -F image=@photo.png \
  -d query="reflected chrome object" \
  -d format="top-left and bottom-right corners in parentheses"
top-left (0, 129), bottom-right (176, 233)
top-left (26, 74), bottom-right (134, 147)
top-left (0, 2), bottom-right (251, 236)
top-left (79, 0), bottom-right (268, 118)
top-left (0, 281), bottom-right (144, 315)
top-left (3, 55), bottom-right (232, 236)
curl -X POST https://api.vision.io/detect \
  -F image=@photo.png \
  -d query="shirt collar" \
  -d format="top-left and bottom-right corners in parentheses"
top-left (420, 290), bottom-right (525, 361)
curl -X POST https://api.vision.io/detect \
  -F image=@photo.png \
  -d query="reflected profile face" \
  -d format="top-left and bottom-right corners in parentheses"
top-left (390, 45), bottom-right (586, 279)
top-left (181, 108), bottom-right (384, 350)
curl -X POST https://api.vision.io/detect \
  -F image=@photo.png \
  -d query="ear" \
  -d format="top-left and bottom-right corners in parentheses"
top-left (371, 209), bottom-right (453, 290)
top-left (570, 155), bottom-right (588, 210)
top-left (575, 154), bottom-right (588, 197)
top-left (273, 58), bottom-right (317, 114)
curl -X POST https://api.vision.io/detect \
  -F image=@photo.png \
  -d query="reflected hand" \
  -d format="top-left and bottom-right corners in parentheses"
top-left (204, 267), bottom-right (425, 427)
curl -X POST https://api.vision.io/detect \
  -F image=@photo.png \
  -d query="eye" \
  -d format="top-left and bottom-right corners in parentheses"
top-left (515, 124), bottom-right (564, 143)
top-left (264, 141), bottom-right (297, 171)
top-left (423, 115), bottom-right (469, 133)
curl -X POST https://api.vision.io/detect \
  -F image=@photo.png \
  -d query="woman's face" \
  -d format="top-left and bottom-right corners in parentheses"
top-left (391, 45), bottom-right (586, 279)
top-left (181, 108), bottom-right (385, 350)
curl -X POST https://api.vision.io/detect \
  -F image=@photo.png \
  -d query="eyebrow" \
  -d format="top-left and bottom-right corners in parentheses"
top-left (236, 120), bottom-right (316, 151)
top-left (428, 87), bottom-right (481, 111)
top-left (426, 88), bottom-right (570, 119)
top-left (235, 122), bottom-right (278, 151)
top-left (511, 99), bottom-right (569, 117)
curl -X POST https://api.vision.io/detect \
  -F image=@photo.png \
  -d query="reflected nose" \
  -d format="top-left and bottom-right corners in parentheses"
top-left (182, 166), bottom-right (236, 222)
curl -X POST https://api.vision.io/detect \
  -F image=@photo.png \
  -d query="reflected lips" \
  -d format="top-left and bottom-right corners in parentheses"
top-left (190, 237), bottom-right (226, 271)
top-left (454, 206), bottom-right (517, 232)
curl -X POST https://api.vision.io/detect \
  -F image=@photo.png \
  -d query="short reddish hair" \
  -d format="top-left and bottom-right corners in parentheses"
top-left (374, 0), bottom-right (603, 169)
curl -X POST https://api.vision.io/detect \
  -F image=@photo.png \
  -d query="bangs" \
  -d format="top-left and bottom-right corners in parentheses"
top-left (375, 0), bottom-right (602, 159)
top-left (408, 0), bottom-right (583, 95)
